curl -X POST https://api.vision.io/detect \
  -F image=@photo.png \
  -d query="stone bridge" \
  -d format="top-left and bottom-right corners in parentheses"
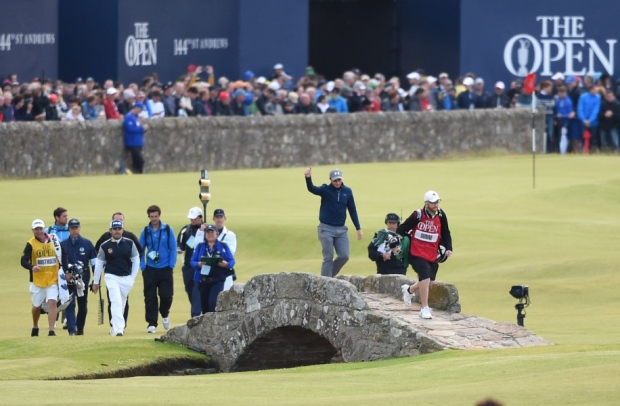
top-left (160, 273), bottom-right (549, 372)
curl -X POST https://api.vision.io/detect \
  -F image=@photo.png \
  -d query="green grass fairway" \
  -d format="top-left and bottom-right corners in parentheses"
top-left (1, 155), bottom-right (619, 405)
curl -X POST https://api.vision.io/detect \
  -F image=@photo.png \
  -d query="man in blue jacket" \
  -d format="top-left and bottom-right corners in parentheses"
top-left (60, 218), bottom-right (97, 335)
top-left (123, 101), bottom-right (149, 174)
top-left (139, 205), bottom-right (177, 334)
top-left (305, 167), bottom-right (363, 277)
top-left (577, 85), bottom-right (602, 151)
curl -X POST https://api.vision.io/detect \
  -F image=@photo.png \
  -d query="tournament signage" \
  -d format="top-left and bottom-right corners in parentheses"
top-left (117, 0), bottom-right (238, 83)
top-left (0, 0), bottom-right (58, 81)
top-left (461, 0), bottom-right (619, 85)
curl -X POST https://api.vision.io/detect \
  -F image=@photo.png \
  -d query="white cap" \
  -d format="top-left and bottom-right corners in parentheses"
top-left (123, 89), bottom-right (135, 99)
top-left (326, 81), bottom-right (335, 92)
top-left (424, 190), bottom-right (441, 203)
top-left (187, 207), bottom-right (203, 220)
top-left (273, 63), bottom-right (284, 70)
top-left (474, 77), bottom-right (484, 84)
top-left (32, 219), bottom-right (45, 229)
top-left (407, 72), bottom-right (420, 80)
top-left (438, 72), bottom-right (449, 79)
top-left (268, 81), bottom-right (281, 90)
top-left (495, 81), bottom-right (505, 89)
top-left (463, 77), bottom-right (474, 86)
top-left (426, 76), bottom-right (437, 84)
top-left (551, 72), bottom-right (565, 80)
top-left (106, 87), bottom-right (117, 95)
top-left (256, 76), bottom-right (267, 84)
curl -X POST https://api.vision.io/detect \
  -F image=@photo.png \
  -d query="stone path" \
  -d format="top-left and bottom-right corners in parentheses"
top-left (362, 292), bottom-right (551, 350)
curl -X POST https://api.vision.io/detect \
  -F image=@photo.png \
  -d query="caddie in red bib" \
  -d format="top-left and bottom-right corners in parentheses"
top-left (397, 190), bottom-right (453, 319)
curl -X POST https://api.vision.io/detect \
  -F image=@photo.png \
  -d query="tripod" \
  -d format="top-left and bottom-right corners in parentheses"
top-left (514, 295), bottom-right (530, 327)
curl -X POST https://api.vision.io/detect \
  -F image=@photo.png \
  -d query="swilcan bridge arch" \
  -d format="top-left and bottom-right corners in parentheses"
top-left (161, 273), bottom-right (549, 372)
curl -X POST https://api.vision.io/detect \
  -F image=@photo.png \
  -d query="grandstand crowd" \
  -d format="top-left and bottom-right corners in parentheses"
top-left (1, 64), bottom-right (619, 153)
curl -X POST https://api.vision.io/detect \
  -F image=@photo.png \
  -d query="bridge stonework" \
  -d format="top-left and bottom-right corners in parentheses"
top-left (161, 273), bottom-right (550, 372)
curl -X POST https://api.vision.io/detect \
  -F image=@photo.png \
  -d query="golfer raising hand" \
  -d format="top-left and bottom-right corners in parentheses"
top-left (304, 166), bottom-right (363, 278)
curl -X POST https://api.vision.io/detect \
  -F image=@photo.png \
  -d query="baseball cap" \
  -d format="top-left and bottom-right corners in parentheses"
top-left (110, 220), bottom-right (123, 229)
top-left (68, 218), bottom-right (80, 228)
top-left (106, 87), bottom-right (117, 95)
top-left (407, 72), bottom-right (420, 80)
top-left (565, 76), bottom-right (576, 85)
top-left (187, 207), bottom-right (203, 220)
top-left (86, 77), bottom-right (94, 82)
top-left (329, 169), bottom-right (343, 181)
top-left (204, 224), bottom-right (218, 232)
top-left (273, 63), bottom-right (284, 70)
top-left (385, 213), bottom-right (400, 224)
top-left (474, 77), bottom-right (484, 84)
top-left (495, 81), bottom-right (505, 89)
top-left (213, 208), bottom-right (226, 217)
top-left (463, 77), bottom-right (474, 86)
top-left (133, 101), bottom-right (144, 110)
top-left (438, 72), bottom-right (449, 79)
top-left (187, 64), bottom-right (197, 72)
top-left (243, 70), bottom-right (254, 80)
top-left (31, 219), bottom-right (45, 229)
top-left (256, 76), bottom-right (267, 84)
top-left (163, 81), bottom-right (173, 90)
top-left (424, 190), bottom-right (441, 203)
top-left (551, 72), bottom-right (565, 80)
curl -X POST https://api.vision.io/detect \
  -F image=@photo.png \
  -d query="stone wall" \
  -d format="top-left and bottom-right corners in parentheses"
top-left (0, 109), bottom-right (544, 178)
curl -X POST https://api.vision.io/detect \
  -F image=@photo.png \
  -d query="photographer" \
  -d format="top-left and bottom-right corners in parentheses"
top-left (368, 213), bottom-right (407, 275)
top-left (60, 218), bottom-right (97, 335)
top-left (190, 225), bottom-right (235, 314)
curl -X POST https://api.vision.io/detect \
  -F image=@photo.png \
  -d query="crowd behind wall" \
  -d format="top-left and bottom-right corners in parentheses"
top-left (1, 64), bottom-right (618, 154)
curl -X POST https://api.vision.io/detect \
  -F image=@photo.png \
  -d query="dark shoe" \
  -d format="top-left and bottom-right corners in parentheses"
top-left (31, 327), bottom-right (39, 337)
top-left (48, 331), bottom-right (56, 336)
top-left (76, 329), bottom-right (84, 336)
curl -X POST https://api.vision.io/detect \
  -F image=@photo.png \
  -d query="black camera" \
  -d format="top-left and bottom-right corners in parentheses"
top-left (388, 236), bottom-right (400, 249)
top-left (154, 253), bottom-right (159, 264)
top-left (67, 261), bottom-right (84, 283)
top-left (509, 285), bottom-right (529, 299)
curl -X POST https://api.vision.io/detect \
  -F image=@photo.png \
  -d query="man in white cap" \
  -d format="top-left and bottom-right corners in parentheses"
top-left (487, 81), bottom-right (509, 109)
top-left (457, 77), bottom-right (478, 109)
top-left (407, 72), bottom-right (420, 97)
top-left (177, 207), bottom-right (204, 317)
top-left (104, 87), bottom-right (121, 119)
top-left (21, 219), bottom-right (66, 336)
top-left (397, 190), bottom-right (453, 319)
top-left (304, 167), bottom-right (363, 277)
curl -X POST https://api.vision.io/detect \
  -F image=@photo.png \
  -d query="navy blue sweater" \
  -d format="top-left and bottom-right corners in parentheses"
top-left (305, 176), bottom-right (361, 230)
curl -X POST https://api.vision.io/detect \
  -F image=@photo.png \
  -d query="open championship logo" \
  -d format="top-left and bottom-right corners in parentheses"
top-left (125, 22), bottom-right (157, 67)
top-left (503, 16), bottom-right (616, 77)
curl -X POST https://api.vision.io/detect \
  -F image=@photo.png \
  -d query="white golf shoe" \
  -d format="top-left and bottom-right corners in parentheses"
top-left (401, 284), bottom-right (415, 306)
top-left (419, 306), bottom-right (433, 319)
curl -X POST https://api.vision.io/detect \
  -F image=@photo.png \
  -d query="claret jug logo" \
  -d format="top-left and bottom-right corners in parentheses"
top-left (503, 16), bottom-right (616, 76)
top-left (125, 22), bottom-right (157, 67)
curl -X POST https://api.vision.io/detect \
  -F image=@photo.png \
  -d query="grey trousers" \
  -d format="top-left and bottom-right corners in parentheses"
top-left (318, 223), bottom-right (350, 277)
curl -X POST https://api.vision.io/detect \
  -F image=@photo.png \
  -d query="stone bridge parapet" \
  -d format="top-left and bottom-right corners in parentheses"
top-left (161, 273), bottom-right (550, 372)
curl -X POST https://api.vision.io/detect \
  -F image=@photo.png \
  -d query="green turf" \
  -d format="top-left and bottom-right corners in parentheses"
top-left (1, 155), bottom-right (619, 405)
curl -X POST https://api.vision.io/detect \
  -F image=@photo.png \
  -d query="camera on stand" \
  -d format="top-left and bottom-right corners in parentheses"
top-left (509, 285), bottom-right (530, 327)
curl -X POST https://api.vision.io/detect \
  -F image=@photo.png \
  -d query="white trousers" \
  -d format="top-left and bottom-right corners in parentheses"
top-left (105, 274), bottom-right (133, 335)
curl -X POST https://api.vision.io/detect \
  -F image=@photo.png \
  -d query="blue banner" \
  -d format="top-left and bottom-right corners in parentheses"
top-left (461, 0), bottom-right (620, 85)
top-left (117, 0), bottom-right (239, 84)
top-left (0, 0), bottom-right (58, 82)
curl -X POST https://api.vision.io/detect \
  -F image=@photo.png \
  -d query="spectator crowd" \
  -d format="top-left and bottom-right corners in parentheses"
top-left (1, 64), bottom-right (619, 154)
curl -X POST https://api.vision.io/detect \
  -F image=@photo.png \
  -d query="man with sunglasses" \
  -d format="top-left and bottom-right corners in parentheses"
top-left (398, 190), bottom-right (453, 319)
top-left (304, 167), bottom-right (363, 277)
top-left (92, 220), bottom-right (140, 336)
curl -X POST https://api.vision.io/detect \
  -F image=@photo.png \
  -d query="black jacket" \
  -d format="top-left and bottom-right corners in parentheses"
top-left (598, 100), bottom-right (620, 130)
